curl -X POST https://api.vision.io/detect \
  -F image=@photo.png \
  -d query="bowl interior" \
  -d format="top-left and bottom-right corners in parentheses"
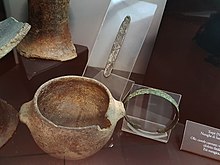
top-left (37, 77), bottom-right (111, 128)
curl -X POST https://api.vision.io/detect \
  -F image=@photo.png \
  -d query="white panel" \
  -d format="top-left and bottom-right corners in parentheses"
top-left (3, 0), bottom-right (28, 22)
top-left (69, 0), bottom-right (111, 52)
top-left (133, 0), bottom-right (167, 73)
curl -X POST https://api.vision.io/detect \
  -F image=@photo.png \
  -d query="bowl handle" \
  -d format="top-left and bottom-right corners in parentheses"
top-left (19, 100), bottom-right (32, 125)
top-left (114, 100), bottom-right (126, 120)
top-left (107, 99), bottom-right (125, 126)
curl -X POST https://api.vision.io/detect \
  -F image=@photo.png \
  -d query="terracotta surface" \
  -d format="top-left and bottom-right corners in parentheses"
top-left (19, 76), bottom-right (125, 160)
top-left (17, 0), bottom-right (77, 61)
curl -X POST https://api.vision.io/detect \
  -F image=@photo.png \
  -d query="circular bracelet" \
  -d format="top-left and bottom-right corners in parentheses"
top-left (123, 87), bottom-right (180, 134)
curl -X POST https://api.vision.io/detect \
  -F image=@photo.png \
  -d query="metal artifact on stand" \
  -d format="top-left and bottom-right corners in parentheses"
top-left (83, 0), bottom-right (181, 143)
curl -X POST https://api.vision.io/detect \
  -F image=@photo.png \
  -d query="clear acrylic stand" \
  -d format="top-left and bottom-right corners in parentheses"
top-left (81, 0), bottom-right (181, 143)
top-left (83, 0), bottom-right (157, 101)
top-left (122, 84), bottom-right (182, 143)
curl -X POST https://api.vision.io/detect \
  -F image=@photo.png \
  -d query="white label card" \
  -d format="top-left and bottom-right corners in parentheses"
top-left (181, 120), bottom-right (220, 161)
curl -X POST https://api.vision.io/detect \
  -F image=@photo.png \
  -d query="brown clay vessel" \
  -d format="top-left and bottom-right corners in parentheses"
top-left (19, 76), bottom-right (125, 160)
top-left (16, 0), bottom-right (77, 61)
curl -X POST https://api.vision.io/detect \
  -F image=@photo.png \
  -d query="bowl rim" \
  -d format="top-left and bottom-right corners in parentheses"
top-left (33, 75), bottom-right (114, 131)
